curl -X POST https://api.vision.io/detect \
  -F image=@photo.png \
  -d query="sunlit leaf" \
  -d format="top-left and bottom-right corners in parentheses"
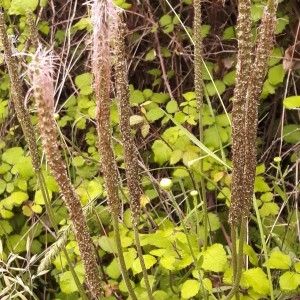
top-left (181, 279), bottom-right (200, 299)
top-left (200, 243), bottom-right (227, 272)
top-left (263, 250), bottom-right (292, 269)
top-left (279, 271), bottom-right (300, 291)
top-left (283, 96), bottom-right (300, 109)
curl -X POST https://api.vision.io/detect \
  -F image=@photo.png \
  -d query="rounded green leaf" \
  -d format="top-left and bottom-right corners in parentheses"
top-left (279, 271), bottom-right (300, 291)
top-left (283, 124), bottom-right (300, 144)
top-left (264, 250), bottom-right (291, 269)
top-left (181, 279), bottom-right (200, 299)
top-left (283, 96), bottom-right (300, 109)
top-left (152, 140), bottom-right (172, 165)
top-left (259, 202), bottom-right (279, 218)
top-left (242, 268), bottom-right (270, 295)
top-left (106, 258), bottom-right (121, 279)
top-left (0, 179), bottom-right (6, 195)
top-left (0, 220), bottom-right (13, 236)
top-left (146, 107), bottom-right (165, 122)
top-left (200, 243), bottom-right (227, 272)
top-left (159, 15), bottom-right (172, 27)
top-left (206, 80), bottom-right (226, 96)
top-left (268, 64), bottom-right (285, 86)
top-left (8, 0), bottom-right (38, 15)
top-left (2, 147), bottom-right (24, 165)
top-left (132, 254), bottom-right (156, 274)
top-left (166, 100), bottom-right (179, 113)
top-left (11, 156), bottom-right (34, 178)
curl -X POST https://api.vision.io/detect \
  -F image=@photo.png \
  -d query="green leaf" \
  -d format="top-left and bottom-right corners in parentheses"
top-left (11, 156), bottom-right (34, 178)
top-left (295, 262), bottom-right (300, 273)
top-left (170, 149), bottom-right (183, 165)
top-left (279, 271), bottom-right (300, 291)
top-left (0, 163), bottom-right (11, 174)
top-left (241, 268), bottom-right (270, 295)
top-left (223, 26), bottom-right (235, 40)
top-left (204, 125), bottom-right (228, 150)
top-left (173, 168), bottom-right (189, 177)
top-left (201, 25), bottom-right (211, 38)
top-left (260, 192), bottom-right (274, 202)
top-left (268, 47), bottom-right (283, 67)
top-left (146, 107), bottom-right (165, 122)
top-left (59, 265), bottom-right (85, 294)
top-left (7, 234), bottom-right (26, 253)
top-left (124, 248), bottom-right (137, 270)
top-left (166, 100), bottom-right (179, 113)
top-left (3, 191), bottom-right (29, 210)
top-left (263, 250), bottom-right (291, 269)
top-left (152, 140), bottom-right (172, 165)
top-left (223, 70), bottom-right (236, 86)
top-left (73, 156), bottom-right (85, 167)
top-left (162, 24), bottom-right (174, 34)
top-left (256, 163), bottom-right (265, 175)
top-left (160, 255), bottom-right (176, 271)
top-left (206, 80), bottom-right (226, 96)
top-left (276, 15), bottom-right (289, 35)
top-left (283, 96), bottom-right (300, 109)
top-left (143, 89), bottom-right (153, 99)
top-left (259, 202), bottom-right (279, 218)
top-left (130, 90), bottom-right (145, 105)
top-left (200, 243), bottom-right (227, 272)
top-left (251, 4), bottom-right (263, 22)
top-left (268, 64), bottom-right (285, 86)
top-left (98, 236), bottom-right (117, 253)
top-left (17, 177), bottom-right (27, 191)
top-left (72, 18), bottom-right (92, 31)
top-left (0, 220), bottom-right (13, 236)
top-left (181, 279), bottom-right (200, 299)
top-left (163, 111), bottom-right (230, 168)
top-left (215, 113), bottom-right (231, 127)
top-left (182, 92), bottom-right (196, 101)
top-left (106, 258), bottom-right (121, 279)
top-left (207, 212), bottom-right (221, 231)
top-left (203, 278), bottom-right (212, 292)
top-left (2, 147), bottom-right (24, 165)
top-left (283, 124), bottom-right (300, 144)
top-left (147, 68), bottom-right (161, 76)
top-left (151, 93), bottom-right (170, 104)
top-left (0, 209), bottom-right (14, 219)
top-left (254, 176), bottom-right (271, 192)
top-left (8, 0), bottom-right (38, 15)
top-left (145, 49), bottom-right (156, 61)
top-left (32, 204), bottom-right (43, 214)
top-left (132, 255), bottom-right (156, 274)
top-left (75, 73), bottom-right (93, 95)
top-left (159, 15), bottom-right (172, 27)
top-left (243, 244), bottom-right (258, 266)
top-left (0, 179), bottom-right (6, 195)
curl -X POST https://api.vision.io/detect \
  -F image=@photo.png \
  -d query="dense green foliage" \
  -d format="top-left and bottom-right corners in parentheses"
top-left (0, 0), bottom-right (299, 299)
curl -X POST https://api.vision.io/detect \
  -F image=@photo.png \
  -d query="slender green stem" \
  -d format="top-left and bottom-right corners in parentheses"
top-left (134, 227), bottom-right (153, 299)
top-left (253, 195), bottom-right (274, 300)
top-left (113, 215), bottom-right (138, 300)
top-left (225, 218), bottom-right (247, 300)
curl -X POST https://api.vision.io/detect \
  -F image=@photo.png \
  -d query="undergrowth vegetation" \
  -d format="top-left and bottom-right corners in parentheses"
top-left (0, 0), bottom-right (299, 299)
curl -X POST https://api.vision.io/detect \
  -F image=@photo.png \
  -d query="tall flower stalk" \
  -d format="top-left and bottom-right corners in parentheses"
top-left (227, 1), bottom-right (277, 299)
top-left (115, 15), bottom-right (153, 300)
top-left (92, 1), bottom-right (137, 299)
top-left (28, 50), bottom-right (103, 299)
top-left (0, 12), bottom-right (90, 299)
